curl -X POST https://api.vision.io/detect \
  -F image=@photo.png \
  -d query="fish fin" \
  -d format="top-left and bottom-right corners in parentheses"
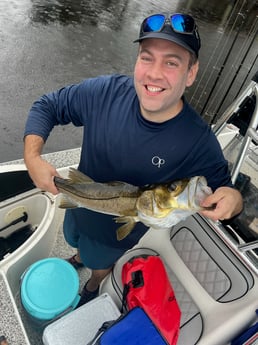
top-left (58, 197), bottom-right (78, 209)
top-left (68, 168), bottom-right (94, 184)
top-left (115, 217), bottom-right (136, 241)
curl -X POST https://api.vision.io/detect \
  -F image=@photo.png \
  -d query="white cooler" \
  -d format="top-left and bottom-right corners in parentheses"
top-left (42, 293), bottom-right (121, 345)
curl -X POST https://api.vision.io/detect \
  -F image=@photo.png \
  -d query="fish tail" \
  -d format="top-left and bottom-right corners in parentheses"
top-left (68, 168), bottom-right (93, 183)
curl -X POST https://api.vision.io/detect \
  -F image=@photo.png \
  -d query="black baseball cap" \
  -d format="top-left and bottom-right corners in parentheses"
top-left (134, 13), bottom-right (201, 57)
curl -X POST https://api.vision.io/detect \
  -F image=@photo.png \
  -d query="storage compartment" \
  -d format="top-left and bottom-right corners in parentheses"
top-left (0, 189), bottom-right (63, 295)
top-left (0, 194), bottom-right (49, 260)
top-left (0, 165), bottom-right (75, 345)
top-left (0, 183), bottom-right (65, 345)
top-left (0, 169), bottom-right (35, 202)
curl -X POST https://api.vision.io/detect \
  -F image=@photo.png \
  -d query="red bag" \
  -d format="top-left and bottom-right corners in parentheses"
top-left (121, 254), bottom-right (181, 345)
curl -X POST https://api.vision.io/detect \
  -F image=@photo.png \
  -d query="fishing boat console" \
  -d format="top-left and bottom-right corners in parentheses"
top-left (0, 73), bottom-right (257, 344)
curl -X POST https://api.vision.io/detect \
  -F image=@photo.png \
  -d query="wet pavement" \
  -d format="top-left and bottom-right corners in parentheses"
top-left (0, 0), bottom-right (257, 162)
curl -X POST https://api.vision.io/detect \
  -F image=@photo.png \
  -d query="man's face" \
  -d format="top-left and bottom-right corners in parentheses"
top-left (134, 38), bottom-right (199, 122)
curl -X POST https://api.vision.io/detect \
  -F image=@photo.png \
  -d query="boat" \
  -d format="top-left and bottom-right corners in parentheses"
top-left (0, 72), bottom-right (257, 345)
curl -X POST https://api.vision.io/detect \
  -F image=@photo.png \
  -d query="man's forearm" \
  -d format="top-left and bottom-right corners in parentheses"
top-left (24, 134), bottom-right (45, 164)
top-left (23, 134), bottom-right (59, 194)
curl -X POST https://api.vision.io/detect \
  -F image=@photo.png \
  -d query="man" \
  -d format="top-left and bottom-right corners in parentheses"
top-left (24, 13), bottom-right (243, 307)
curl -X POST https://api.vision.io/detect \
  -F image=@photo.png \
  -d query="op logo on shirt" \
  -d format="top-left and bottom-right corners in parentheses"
top-left (152, 156), bottom-right (165, 168)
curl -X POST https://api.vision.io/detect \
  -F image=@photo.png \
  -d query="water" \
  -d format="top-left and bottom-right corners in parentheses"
top-left (0, 0), bottom-right (257, 163)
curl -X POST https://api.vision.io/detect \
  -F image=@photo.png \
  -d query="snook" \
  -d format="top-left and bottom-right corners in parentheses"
top-left (54, 168), bottom-right (212, 240)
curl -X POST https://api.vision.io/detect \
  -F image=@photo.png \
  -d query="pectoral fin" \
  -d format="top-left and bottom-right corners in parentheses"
top-left (114, 216), bottom-right (136, 240)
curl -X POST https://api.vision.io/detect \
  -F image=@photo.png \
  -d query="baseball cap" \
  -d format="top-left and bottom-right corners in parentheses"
top-left (134, 13), bottom-right (201, 57)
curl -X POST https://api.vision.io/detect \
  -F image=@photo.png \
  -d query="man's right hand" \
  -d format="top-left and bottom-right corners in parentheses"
top-left (27, 156), bottom-right (60, 195)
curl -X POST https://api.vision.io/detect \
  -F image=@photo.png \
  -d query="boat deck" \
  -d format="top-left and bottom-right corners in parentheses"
top-left (0, 143), bottom-right (257, 345)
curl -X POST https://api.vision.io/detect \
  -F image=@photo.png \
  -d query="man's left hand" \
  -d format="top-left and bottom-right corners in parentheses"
top-left (199, 186), bottom-right (243, 221)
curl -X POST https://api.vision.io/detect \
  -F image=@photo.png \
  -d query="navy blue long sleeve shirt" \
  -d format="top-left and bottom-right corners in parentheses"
top-left (25, 74), bottom-right (233, 252)
top-left (25, 74), bottom-right (232, 190)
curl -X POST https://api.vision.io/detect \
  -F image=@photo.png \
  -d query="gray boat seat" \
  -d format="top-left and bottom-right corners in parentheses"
top-left (100, 214), bottom-right (258, 345)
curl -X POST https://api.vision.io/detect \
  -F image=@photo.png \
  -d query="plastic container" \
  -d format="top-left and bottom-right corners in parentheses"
top-left (20, 257), bottom-right (80, 329)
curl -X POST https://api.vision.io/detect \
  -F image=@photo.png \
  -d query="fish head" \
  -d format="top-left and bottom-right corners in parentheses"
top-left (136, 180), bottom-right (189, 218)
top-left (154, 176), bottom-right (212, 211)
top-left (136, 176), bottom-right (213, 230)
top-left (137, 176), bottom-right (212, 219)
top-left (153, 179), bottom-right (190, 209)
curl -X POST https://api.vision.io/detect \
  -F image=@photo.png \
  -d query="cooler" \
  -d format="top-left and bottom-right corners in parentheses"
top-left (42, 293), bottom-right (121, 345)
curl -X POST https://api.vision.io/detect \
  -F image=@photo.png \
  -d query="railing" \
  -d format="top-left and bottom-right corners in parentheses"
top-left (214, 71), bottom-right (258, 254)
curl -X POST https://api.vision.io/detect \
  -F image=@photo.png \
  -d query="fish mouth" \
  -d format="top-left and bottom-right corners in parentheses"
top-left (188, 176), bottom-right (212, 208)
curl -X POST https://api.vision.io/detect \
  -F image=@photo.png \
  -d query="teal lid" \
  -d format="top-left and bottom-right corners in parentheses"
top-left (21, 258), bottom-right (80, 320)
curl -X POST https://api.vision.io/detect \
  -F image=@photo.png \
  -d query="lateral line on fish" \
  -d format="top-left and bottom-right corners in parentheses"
top-left (57, 188), bottom-right (136, 200)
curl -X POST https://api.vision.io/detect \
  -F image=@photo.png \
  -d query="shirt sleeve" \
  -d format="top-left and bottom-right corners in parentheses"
top-left (24, 76), bottom-right (111, 141)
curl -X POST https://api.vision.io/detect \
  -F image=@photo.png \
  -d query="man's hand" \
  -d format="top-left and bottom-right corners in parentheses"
top-left (199, 186), bottom-right (243, 221)
top-left (26, 156), bottom-right (60, 195)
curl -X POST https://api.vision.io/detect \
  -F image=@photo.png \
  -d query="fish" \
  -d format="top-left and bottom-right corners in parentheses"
top-left (54, 168), bottom-right (213, 241)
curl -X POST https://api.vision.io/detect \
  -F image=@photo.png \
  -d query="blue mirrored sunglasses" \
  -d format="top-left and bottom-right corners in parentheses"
top-left (142, 13), bottom-right (197, 35)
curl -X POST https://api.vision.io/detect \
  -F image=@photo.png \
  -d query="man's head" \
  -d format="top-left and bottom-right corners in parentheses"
top-left (133, 13), bottom-right (201, 123)
top-left (134, 13), bottom-right (201, 63)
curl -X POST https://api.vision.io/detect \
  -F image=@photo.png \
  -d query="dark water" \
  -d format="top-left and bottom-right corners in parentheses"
top-left (0, 0), bottom-right (257, 162)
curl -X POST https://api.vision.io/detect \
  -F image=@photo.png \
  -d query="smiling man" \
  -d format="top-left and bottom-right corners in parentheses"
top-left (24, 12), bottom-right (243, 307)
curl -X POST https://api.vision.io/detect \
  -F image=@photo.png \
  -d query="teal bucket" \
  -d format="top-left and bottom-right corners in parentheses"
top-left (21, 257), bottom-right (80, 329)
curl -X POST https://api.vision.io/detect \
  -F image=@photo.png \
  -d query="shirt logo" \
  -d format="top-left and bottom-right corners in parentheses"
top-left (152, 156), bottom-right (165, 168)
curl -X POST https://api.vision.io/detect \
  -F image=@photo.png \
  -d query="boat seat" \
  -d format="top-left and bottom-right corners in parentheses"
top-left (100, 214), bottom-right (257, 345)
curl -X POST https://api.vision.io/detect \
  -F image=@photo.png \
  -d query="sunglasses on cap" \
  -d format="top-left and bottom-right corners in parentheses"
top-left (142, 13), bottom-right (198, 35)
